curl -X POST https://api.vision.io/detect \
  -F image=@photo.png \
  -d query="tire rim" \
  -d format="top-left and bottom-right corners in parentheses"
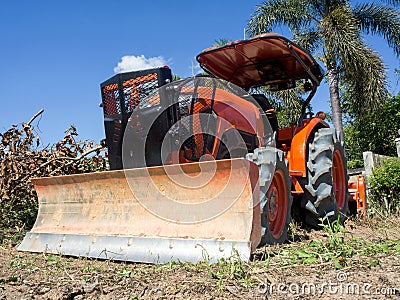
top-left (333, 149), bottom-right (346, 210)
top-left (267, 169), bottom-right (288, 239)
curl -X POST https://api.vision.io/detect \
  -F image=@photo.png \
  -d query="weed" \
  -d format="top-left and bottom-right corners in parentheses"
top-left (9, 254), bottom-right (40, 273)
top-left (47, 254), bottom-right (61, 265)
top-left (118, 269), bottom-right (133, 278)
top-left (260, 217), bottom-right (400, 271)
top-left (0, 227), bottom-right (27, 246)
top-left (368, 259), bottom-right (380, 267)
top-left (201, 250), bottom-right (253, 291)
top-left (288, 219), bottom-right (302, 242)
top-left (9, 255), bottom-right (24, 269)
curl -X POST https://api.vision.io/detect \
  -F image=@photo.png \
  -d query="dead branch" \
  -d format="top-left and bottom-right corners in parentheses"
top-left (27, 109), bottom-right (44, 126)
top-left (13, 144), bottom-right (105, 188)
top-left (1, 119), bottom-right (107, 229)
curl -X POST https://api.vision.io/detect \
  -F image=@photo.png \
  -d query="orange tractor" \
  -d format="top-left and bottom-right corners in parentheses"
top-left (18, 34), bottom-right (365, 263)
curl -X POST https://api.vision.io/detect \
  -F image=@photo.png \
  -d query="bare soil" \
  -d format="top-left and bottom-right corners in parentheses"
top-left (1, 217), bottom-right (399, 300)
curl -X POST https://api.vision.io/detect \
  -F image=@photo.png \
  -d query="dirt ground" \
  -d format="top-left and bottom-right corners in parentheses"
top-left (1, 217), bottom-right (399, 300)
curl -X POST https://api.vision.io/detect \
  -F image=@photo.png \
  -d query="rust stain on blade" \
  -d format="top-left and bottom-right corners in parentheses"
top-left (30, 158), bottom-right (261, 248)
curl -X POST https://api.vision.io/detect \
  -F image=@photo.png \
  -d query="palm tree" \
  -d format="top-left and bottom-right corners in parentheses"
top-left (247, 0), bottom-right (400, 139)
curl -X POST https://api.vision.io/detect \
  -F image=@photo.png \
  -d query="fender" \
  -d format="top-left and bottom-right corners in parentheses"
top-left (288, 117), bottom-right (329, 177)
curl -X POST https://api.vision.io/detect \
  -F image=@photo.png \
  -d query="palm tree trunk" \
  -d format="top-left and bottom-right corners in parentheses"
top-left (327, 68), bottom-right (344, 142)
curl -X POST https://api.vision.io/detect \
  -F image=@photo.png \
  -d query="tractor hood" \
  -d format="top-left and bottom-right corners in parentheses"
top-left (196, 33), bottom-right (323, 90)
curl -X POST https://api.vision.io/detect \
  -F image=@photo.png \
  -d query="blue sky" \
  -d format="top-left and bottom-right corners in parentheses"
top-left (0, 0), bottom-right (399, 146)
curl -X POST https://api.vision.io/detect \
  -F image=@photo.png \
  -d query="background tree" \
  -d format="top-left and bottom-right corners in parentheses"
top-left (252, 84), bottom-right (311, 127)
top-left (344, 93), bottom-right (400, 168)
top-left (247, 0), bottom-right (400, 140)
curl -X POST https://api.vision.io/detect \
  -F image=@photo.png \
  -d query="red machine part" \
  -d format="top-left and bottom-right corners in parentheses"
top-left (348, 175), bottom-right (367, 218)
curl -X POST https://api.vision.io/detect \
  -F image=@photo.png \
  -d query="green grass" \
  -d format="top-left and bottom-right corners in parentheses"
top-left (257, 218), bottom-right (400, 271)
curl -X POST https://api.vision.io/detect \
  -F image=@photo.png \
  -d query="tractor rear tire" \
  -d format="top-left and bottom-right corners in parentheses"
top-left (259, 152), bottom-right (293, 245)
top-left (300, 128), bottom-right (349, 227)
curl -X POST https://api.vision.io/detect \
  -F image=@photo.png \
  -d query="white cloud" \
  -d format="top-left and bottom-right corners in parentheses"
top-left (114, 55), bottom-right (167, 73)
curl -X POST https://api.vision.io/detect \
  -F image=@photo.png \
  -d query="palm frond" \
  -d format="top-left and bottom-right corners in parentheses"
top-left (353, 3), bottom-right (400, 56)
top-left (212, 38), bottom-right (231, 47)
top-left (273, 89), bottom-right (303, 122)
top-left (292, 30), bottom-right (322, 52)
top-left (247, 0), bottom-right (314, 37)
top-left (380, 0), bottom-right (400, 7)
top-left (314, 0), bottom-right (348, 15)
top-left (341, 47), bottom-right (388, 115)
top-left (262, 85), bottom-right (306, 123)
top-left (322, 5), bottom-right (388, 113)
top-left (321, 5), bottom-right (362, 68)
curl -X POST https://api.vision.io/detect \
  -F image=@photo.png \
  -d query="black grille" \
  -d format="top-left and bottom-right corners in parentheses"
top-left (102, 83), bottom-right (121, 115)
top-left (179, 88), bottom-right (216, 161)
top-left (100, 67), bottom-right (172, 170)
top-left (123, 73), bottom-right (159, 112)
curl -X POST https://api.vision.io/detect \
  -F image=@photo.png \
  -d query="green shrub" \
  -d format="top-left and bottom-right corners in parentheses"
top-left (368, 158), bottom-right (400, 215)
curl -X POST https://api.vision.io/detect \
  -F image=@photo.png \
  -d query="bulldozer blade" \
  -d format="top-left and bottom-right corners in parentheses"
top-left (18, 158), bottom-right (261, 264)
